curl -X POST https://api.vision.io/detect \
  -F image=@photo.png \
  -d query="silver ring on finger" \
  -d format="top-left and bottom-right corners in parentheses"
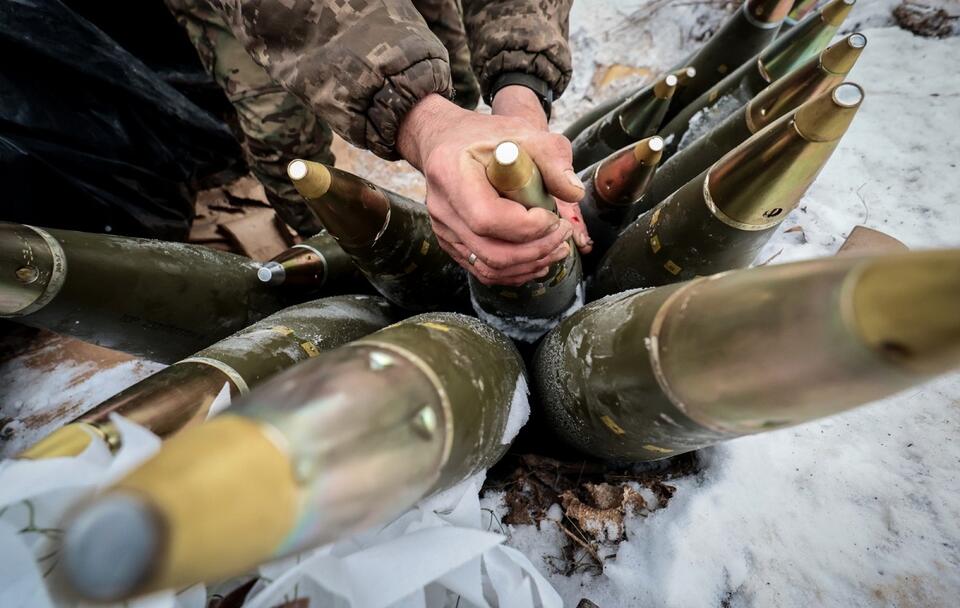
top-left (467, 252), bottom-right (478, 266)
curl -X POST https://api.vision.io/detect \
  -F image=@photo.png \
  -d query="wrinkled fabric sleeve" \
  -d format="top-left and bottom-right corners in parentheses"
top-left (212, 0), bottom-right (453, 159)
top-left (461, 0), bottom-right (573, 103)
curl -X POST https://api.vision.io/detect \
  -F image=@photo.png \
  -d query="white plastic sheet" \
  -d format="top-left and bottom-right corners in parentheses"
top-left (0, 415), bottom-right (177, 608)
top-left (245, 477), bottom-right (562, 608)
top-left (1, 415), bottom-right (562, 608)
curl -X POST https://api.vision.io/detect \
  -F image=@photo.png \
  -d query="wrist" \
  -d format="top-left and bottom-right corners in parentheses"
top-left (492, 86), bottom-right (549, 131)
top-left (397, 93), bottom-right (465, 169)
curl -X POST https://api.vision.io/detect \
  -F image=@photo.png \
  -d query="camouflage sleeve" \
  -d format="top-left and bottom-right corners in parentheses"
top-left (211, 0), bottom-right (454, 159)
top-left (461, 0), bottom-right (573, 102)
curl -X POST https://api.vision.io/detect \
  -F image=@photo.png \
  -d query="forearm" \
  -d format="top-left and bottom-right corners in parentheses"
top-left (211, 0), bottom-right (453, 159)
top-left (461, 0), bottom-right (574, 103)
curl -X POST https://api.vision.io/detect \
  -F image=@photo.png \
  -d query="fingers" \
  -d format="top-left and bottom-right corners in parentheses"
top-left (432, 159), bottom-right (560, 243)
top-left (525, 132), bottom-right (586, 204)
top-left (436, 235), bottom-right (556, 286)
top-left (429, 198), bottom-right (573, 270)
top-left (439, 231), bottom-right (570, 281)
top-left (556, 199), bottom-right (593, 254)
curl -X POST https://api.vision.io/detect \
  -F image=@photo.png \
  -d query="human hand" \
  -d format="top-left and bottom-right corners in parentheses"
top-left (492, 86), bottom-right (593, 256)
top-left (397, 94), bottom-right (588, 286)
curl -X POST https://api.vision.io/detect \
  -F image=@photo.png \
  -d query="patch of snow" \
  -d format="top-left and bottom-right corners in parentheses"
top-left (488, 25), bottom-right (960, 608)
top-left (0, 354), bottom-right (164, 457)
top-left (675, 94), bottom-right (743, 152)
top-left (470, 280), bottom-right (585, 343)
top-left (502, 374), bottom-right (531, 445)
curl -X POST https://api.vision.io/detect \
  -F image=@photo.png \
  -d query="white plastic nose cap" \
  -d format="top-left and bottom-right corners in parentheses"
top-left (648, 137), bottom-right (665, 152)
top-left (833, 83), bottom-right (864, 108)
top-left (848, 33), bottom-right (867, 49)
top-left (62, 494), bottom-right (161, 602)
top-left (287, 159), bottom-right (308, 180)
top-left (494, 141), bottom-right (521, 166)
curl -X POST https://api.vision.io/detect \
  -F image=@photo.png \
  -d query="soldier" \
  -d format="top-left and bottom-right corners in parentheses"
top-left (164, 0), bottom-right (594, 287)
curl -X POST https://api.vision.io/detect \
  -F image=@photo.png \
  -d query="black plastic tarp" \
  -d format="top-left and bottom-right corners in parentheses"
top-left (0, 0), bottom-right (242, 240)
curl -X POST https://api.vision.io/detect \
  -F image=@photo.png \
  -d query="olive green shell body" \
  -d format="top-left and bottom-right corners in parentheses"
top-left (626, 106), bottom-right (752, 225)
top-left (664, 4), bottom-right (783, 121)
top-left (577, 186), bottom-right (624, 273)
top-left (469, 251), bottom-right (583, 342)
top-left (76, 295), bottom-right (396, 439)
top-left (534, 287), bottom-right (726, 461)
top-left (563, 3), bottom-right (784, 143)
top-left (659, 7), bottom-right (839, 160)
top-left (233, 312), bottom-right (525, 553)
top-left (340, 192), bottom-right (468, 312)
top-left (355, 313), bottom-right (526, 491)
top-left (564, 95), bottom-right (623, 143)
top-left (570, 93), bottom-right (669, 172)
top-left (1, 223), bottom-right (287, 363)
top-left (591, 170), bottom-right (777, 299)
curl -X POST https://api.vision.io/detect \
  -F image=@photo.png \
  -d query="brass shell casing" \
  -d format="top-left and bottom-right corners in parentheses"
top-left (62, 313), bottom-right (524, 600)
top-left (592, 83), bottom-right (863, 298)
top-left (18, 422), bottom-right (109, 460)
top-left (630, 37), bottom-right (865, 223)
top-left (288, 160), bottom-right (389, 250)
top-left (571, 75), bottom-right (675, 172)
top-left (658, 0), bottom-right (855, 162)
top-left (672, 66), bottom-right (698, 86)
top-left (485, 141), bottom-right (556, 211)
top-left (106, 415), bottom-right (301, 592)
top-left (709, 84), bottom-right (863, 222)
top-left (18, 296), bottom-right (396, 459)
top-left (288, 160), bottom-right (467, 312)
top-left (536, 250), bottom-right (960, 461)
top-left (258, 231), bottom-right (357, 291)
top-left (653, 74), bottom-right (679, 100)
top-left (1, 223), bottom-right (286, 363)
top-left (760, 0), bottom-right (855, 82)
top-left (470, 142), bottom-right (583, 341)
top-left (578, 137), bottom-right (664, 268)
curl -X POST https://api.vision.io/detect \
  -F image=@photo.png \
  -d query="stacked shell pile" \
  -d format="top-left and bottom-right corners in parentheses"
top-left (2, 0), bottom-right (959, 602)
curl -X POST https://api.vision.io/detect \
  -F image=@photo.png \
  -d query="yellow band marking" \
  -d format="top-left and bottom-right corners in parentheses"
top-left (601, 415), bottom-right (626, 436)
top-left (643, 444), bottom-right (674, 454)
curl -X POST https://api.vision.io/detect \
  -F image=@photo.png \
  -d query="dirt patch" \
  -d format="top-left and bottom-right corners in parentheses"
top-left (483, 452), bottom-right (700, 575)
top-left (894, 1), bottom-right (959, 38)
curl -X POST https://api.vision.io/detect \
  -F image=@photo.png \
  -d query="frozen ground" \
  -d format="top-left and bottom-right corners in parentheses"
top-left (493, 13), bottom-right (960, 608)
top-left (2, 2), bottom-right (959, 607)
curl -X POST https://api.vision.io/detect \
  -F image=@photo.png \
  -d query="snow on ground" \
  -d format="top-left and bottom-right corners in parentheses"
top-left (482, 23), bottom-right (960, 608)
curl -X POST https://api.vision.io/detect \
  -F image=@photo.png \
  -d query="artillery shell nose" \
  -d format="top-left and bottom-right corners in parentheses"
top-left (257, 261), bottom-right (286, 285)
top-left (833, 82), bottom-right (864, 107)
top-left (494, 141), bottom-right (521, 165)
top-left (287, 159), bottom-right (308, 180)
top-left (63, 494), bottom-right (160, 602)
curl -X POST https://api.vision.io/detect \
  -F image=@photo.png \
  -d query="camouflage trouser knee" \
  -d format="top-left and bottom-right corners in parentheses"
top-left (165, 0), bottom-right (332, 235)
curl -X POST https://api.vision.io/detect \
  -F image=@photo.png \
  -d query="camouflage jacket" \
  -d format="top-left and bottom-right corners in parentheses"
top-left (212, 0), bottom-right (573, 159)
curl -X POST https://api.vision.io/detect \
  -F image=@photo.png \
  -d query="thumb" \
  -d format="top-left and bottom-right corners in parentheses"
top-left (527, 133), bottom-right (586, 203)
